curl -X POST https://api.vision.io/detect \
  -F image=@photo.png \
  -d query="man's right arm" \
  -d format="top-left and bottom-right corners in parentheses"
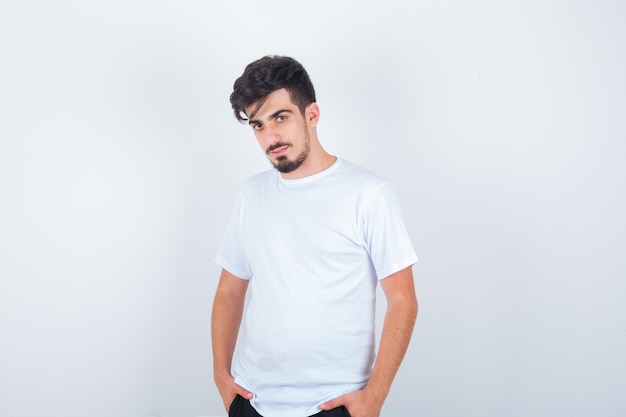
top-left (211, 268), bottom-right (253, 412)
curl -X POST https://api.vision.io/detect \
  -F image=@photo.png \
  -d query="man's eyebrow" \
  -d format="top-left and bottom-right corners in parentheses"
top-left (270, 109), bottom-right (293, 118)
top-left (248, 109), bottom-right (293, 126)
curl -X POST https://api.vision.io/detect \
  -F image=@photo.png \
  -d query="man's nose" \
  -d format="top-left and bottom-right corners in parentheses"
top-left (261, 126), bottom-right (281, 146)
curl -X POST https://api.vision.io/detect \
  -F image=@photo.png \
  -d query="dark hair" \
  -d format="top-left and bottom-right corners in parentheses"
top-left (230, 55), bottom-right (316, 122)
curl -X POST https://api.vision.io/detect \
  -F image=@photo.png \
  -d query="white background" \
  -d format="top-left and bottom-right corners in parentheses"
top-left (1, 1), bottom-right (625, 416)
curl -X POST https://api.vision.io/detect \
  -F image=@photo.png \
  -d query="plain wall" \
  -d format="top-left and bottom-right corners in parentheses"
top-left (1, 1), bottom-right (625, 416)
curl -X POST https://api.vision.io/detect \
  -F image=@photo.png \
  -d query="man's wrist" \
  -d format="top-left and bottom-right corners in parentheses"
top-left (213, 368), bottom-right (232, 381)
top-left (362, 381), bottom-right (389, 405)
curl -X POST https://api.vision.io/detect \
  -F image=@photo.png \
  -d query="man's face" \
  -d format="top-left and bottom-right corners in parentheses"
top-left (245, 89), bottom-right (311, 174)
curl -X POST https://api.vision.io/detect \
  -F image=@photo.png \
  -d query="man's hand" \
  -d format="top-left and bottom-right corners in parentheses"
top-left (214, 371), bottom-right (253, 413)
top-left (318, 388), bottom-right (384, 417)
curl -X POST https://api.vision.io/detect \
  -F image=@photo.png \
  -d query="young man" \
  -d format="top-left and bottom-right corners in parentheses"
top-left (212, 56), bottom-right (418, 417)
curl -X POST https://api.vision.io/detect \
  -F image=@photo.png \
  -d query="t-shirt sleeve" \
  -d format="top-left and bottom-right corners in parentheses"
top-left (361, 183), bottom-right (418, 280)
top-left (215, 193), bottom-right (253, 280)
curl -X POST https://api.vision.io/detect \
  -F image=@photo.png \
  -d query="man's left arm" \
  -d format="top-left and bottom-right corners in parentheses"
top-left (319, 265), bottom-right (418, 417)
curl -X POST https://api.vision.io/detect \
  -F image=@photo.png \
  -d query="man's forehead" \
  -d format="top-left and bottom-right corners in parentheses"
top-left (246, 89), bottom-right (295, 119)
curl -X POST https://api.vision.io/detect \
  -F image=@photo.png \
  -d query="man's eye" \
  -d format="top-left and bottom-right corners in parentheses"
top-left (253, 123), bottom-right (262, 130)
top-left (277, 115), bottom-right (286, 122)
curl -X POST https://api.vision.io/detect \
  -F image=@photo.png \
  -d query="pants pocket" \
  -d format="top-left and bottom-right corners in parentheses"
top-left (228, 395), bottom-right (242, 417)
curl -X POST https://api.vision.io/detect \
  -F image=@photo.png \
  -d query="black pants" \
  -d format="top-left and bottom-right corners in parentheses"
top-left (229, 395), bottom-right (351, 417)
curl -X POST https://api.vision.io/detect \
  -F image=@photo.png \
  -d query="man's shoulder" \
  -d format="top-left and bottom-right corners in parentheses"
top-left (336, 158), bottom-right (388, 189)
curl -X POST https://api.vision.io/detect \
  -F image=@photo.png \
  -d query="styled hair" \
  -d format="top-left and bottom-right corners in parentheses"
top-left (230, 55), bottom-right (316, 122)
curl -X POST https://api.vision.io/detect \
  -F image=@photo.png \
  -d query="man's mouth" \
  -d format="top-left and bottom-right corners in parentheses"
top-left (268, 145), bottom-right (289, 157)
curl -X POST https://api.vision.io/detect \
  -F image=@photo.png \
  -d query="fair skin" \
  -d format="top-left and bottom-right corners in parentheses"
top-left (211, 269), bottom-right (252, 411)
top-left (246, 88), bottom-right (336, 179)
top-left (211, 89), bottom-right (418, 416)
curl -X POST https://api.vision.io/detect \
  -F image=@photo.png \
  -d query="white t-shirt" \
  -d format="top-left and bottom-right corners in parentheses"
top-left (216, 158), bottom-right (417, 417)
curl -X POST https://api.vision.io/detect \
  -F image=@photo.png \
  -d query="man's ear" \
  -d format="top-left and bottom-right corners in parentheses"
top-left (307, 102), bottom-right (320, 127)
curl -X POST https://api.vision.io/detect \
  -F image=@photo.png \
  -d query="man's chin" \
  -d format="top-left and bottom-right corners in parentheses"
top-left (271, 158), bottom-right (299, 174)
top-left (270, 149), bottom-right (308, 174)
top-left (273, 162), bottom-right (298, 174)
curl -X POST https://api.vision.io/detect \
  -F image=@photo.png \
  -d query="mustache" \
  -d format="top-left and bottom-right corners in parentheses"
top-left (266, 142), bottom-right (291, 154)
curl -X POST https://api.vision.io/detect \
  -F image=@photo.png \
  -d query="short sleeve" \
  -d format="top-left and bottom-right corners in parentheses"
top-left (215, 193), bottom-right (253, 280)
top-left (361, 183), bottom-right (418, 280)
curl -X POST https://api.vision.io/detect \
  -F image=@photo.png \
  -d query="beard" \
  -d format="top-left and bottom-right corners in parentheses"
top-left (273, 148), bottom-right (308, 173)
top-left (267, 130), bottom-right (311, 174)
